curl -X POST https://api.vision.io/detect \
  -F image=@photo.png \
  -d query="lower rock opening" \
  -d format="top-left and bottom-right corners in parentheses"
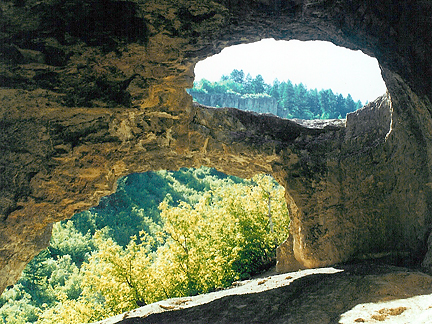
top-left (0, 167), bottom-right (293, 323)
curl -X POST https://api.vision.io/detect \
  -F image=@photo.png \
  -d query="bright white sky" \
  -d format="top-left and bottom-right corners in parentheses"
top-left (194, 39), bottom-right (387, 103)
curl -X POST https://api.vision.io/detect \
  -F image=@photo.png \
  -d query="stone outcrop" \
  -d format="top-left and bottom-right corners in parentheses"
top-left (191, 92), bottom-right (278, 115)
top-left (1, 0), bottom-right (432, 297)
top-left (96, 263), bottom-right (432, 323)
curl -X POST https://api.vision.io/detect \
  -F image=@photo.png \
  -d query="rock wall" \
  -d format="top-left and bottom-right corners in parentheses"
top-left (192, 92), bottom-right (278, 115)
top-left (1, 0), bottom-right (432, 294)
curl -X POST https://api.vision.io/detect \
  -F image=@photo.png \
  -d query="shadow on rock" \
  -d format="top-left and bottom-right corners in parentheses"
top-left (114, 262), bottom-right (432, 324)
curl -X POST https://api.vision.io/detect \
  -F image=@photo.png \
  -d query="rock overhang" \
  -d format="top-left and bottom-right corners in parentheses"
top-left (1, 0), bottom-right (432, 294)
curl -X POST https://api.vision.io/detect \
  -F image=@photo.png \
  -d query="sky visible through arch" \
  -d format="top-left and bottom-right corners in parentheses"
top-left (194, 39), bottom-right (387, 104)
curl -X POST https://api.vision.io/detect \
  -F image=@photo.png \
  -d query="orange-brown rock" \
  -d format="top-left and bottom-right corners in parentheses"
top-left (1, 0), bottom-right (432, 295)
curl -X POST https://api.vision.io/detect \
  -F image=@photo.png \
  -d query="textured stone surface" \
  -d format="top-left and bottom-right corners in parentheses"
top-left (97, 263), bottom-right (432, 324)
top-left (1, 0), bottom-right (432, 295)
top-left (192, 92), bottom-right (278, 115)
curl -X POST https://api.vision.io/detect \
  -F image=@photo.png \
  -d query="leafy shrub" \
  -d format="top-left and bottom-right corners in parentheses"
top-left (1, 169), bottom-right (290, 323)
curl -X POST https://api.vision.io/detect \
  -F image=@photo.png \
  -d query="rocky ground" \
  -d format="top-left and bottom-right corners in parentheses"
top-left (96, 261), bottom-right (432, 324)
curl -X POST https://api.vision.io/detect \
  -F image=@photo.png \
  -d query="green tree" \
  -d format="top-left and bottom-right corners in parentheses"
top-left (243, 73), bottom-right (254, 93)
top-left (293, 83), bottom-right (308, 118)
top-left (38, 231), bottom-right (154, 323)
top-left (0, 284), bottom-right (42, 324)
top-left (230, 69), bottom-right (245, 84)
top-left (38, 175), bottom-right (289, 323)
top-left (0, 220), bottom-right (94, 323)
top-left (334, 93), bottom-right (347, 118)
top-left (251, 74), bottom-right (266, 94)
top-left (319, 89), bottom-right (332, 119)
top-left (49, 221), bottom-right (94, 266)
top-left (18, 250), bottom-right (56, 306)
top-left (158, 174), bottom-right (290, 287)
top-left (189, 70), bottom-right (363, 120)
top-left (278, 80), bottom-right (295, 118)
top-left (269, 79), bottom-right (281, 101)
top-left (306, 88), bottom-right (321, 118)
top-left (345, 94), bottom-right (357, 115)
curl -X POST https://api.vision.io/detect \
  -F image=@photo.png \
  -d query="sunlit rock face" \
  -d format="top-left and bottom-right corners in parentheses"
top-left (97, 263), bottom-right (432, 324)
top-left (1, 0), bottom-right (432, 294)
top-left (191, 92), bottom-right (278, 115)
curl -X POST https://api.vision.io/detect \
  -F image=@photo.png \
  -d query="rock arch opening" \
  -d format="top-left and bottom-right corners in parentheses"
top-left (189, 39), bottom-right (387, 120)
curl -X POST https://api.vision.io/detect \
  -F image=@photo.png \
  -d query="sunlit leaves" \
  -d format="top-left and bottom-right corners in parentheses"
top-left (0, 169), bottom-right (290, 324)
top-left (0, 284), bottom-right (41, 324)
top-left (50, 221), bottom-right (94, 266)
top-left (155, 174), bottom-right (290, 295)
top-left (50, 174), bottom-right (289, 323)
top-left (81, 231), bottom-right (153, 312)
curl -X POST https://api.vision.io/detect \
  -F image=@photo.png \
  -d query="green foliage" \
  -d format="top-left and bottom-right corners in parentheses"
top-left (71, 167), bottom-right (243, 247)
top-left (37, 174), bottom-right (289, 323)
top-left (156, 173), bottom-right (289, 291)
top-left (0, 168), bottom-right (290, 323)
top-left (188, 69), bottom-right (363, 119)
top-left (50, 221), bottom-right (94, 266)
top-left (70, 172), bottom-right (168, 246)
top-left (0, 221), bottom-right (92, 323)
top-left (0, 284), bottom-right (41, 324)
top-left (230, 69), bottom-right (245, 83)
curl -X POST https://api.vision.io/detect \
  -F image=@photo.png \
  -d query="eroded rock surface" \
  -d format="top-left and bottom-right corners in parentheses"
top-left (97, 262), bottom-right (432, 324)
top-left (191, 92), bottom-right (278, 115)
top-left (1, 0), bottom-right (432, 295)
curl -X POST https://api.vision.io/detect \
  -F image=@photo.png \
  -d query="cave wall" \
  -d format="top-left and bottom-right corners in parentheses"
top-left (1, 0), bottom-right (432, 293)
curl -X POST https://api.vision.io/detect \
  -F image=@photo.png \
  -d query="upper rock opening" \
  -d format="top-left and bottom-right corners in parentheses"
top-left (189, 39), bottom-right (387, 120)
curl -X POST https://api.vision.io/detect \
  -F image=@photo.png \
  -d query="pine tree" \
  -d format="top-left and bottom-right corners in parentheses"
top-left (230, 69), bottom-right (245, 84)
top-left (189, 69), bottom-right (364, 119)
top-left (243, 73), bottom-right (253, 93)
top-left (251, 74), bottom-right (266, 94)
top-left (307, 88), bottom-right (320, 118)
top-left (269, 79), bottom-right (281, 100)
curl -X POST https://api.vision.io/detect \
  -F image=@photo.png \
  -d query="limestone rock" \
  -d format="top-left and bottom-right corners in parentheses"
top-left (95, 263), bottom-right (432, 324)
top-left (192, 92), bottom-right (278, 115)
top-left (276, 237), bottom-right (305, 273)
top-left (1, 0), bottom-right (432, 296)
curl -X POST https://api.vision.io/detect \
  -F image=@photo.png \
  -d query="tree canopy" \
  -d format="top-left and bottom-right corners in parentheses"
top-left (188, 69), bottom-right (363, 119)
top-left (0, 168), bottom-right (290, 323)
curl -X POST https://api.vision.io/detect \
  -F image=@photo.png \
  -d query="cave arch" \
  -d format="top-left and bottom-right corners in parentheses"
top-left (1, 0), bottom-right (432, 295)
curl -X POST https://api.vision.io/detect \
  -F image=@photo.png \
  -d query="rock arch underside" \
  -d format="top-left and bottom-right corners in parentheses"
top-left (1, 0), bottom-right (432, 296)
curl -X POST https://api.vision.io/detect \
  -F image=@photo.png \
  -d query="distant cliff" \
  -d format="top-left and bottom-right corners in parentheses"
top-left (191, 92), bottom-right (278, 115)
